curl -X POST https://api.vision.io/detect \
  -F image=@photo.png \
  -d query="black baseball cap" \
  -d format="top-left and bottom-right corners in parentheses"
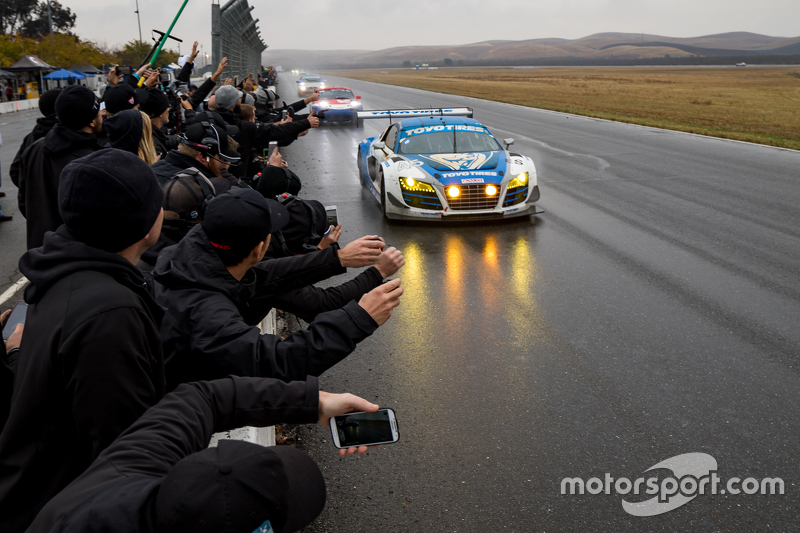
top-left (55, 85), bottom-right (100, 130)
top-left (183, 123), bottom-right (241, 163)
top-left (202, 188), bottom-right (288, 254)
top-left (140, 87), bottom-right (170, 118)
top-left (155, 441), bottom-right (326, 533)
top-left (103, 83), bottom-right (141, 115)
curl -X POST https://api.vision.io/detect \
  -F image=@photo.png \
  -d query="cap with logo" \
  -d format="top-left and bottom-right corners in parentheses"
top-left (55, 85), bottom-right (100, 130)
top-left (202, 188), bottom-right (288, 255)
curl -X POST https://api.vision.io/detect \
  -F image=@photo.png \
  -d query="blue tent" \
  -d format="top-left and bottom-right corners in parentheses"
top-left (43, 69), bottom-right (86, 80)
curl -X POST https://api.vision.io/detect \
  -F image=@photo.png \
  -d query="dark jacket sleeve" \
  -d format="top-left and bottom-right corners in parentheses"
top-left (192, 300), bottom-right (377, 381)
top-left (190, 78), bottom-right (217, 109)
top-left (288, 99), bottom-right (309, 113)
top-left (239, 118), bottom-right (311, 149)
top-left (252, 246), bottom-right (346, 297)
top-left (268, 266), bottom-right (384, 322)
top-left (66, 307), bottom-right (164, 460)
top-left (9, 132), bottom-right (33, 188)
top-left (25, 376), bottom-right (318, 533)
top-left (177, 61), bottom-right (194, 83)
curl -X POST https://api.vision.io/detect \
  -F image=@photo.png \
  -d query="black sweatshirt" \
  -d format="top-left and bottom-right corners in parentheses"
top-left (26, 376), bottom-right (319, 533)
top-left (0, 227), bottom-right (165, 533)
top-left (153, 225), bottom-right (378, 390)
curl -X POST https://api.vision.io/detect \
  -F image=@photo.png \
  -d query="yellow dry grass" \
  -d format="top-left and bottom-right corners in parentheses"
top-left (327, 67), bottom-right (800, 150)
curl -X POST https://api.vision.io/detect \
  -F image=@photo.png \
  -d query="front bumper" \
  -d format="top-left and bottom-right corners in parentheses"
top-left (386, 184), bottom-right (541, 221)
top-left (315, 106), bottom-right (360, 121)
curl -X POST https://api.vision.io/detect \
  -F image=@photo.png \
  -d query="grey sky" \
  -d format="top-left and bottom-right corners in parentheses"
top-left (68, 0), bottom-right (799, 61)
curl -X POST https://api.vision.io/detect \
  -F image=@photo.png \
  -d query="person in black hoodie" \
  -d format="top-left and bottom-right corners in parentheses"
top-left (8, 88), bottom-right (60, 190)
top-left (154, 188), bottom-right (403, 390)
top-left (0, 149), bottom-right (165, 533)
top-left (26, 376), bottom-right (379, 533)
top-left (15, 85), bottom-right (103, 249)
top-left (150, 112), bottom-right (239, 185)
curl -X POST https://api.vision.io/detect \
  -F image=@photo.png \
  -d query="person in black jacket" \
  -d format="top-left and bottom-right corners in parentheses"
top-left (15, 85), bottom-right (103, 249)
top-left (151, 111), bottom-right (239, 185)
top-left (8, 88), bottom-right (60, 190)
top-left (153, 188), bottom-right (403, 390)
top-left (0, 149), bottom-right (165, 533)
top-left (26, 376), bottom-right (380, 533)
top-left (214, 85), bottom-right (319, 178)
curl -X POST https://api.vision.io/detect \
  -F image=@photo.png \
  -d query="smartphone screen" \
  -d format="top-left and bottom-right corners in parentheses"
top-left (325, 205), bottom-right (338, 228)
top-left (2, 301), bottom-right (28, 341)
top-left (330, 409), bottom-right (399, 448)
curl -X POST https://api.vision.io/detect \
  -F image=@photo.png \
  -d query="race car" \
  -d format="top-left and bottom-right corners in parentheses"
top-left (356, 108), bottom-right (540, 221)
top-left (297, 74), bottom-right (325, 96)
top-left (311, 87), bottom-right (363, 122)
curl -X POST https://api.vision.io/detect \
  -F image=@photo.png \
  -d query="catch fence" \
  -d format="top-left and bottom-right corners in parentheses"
top-left (211, 0), bottom-right (267, 82)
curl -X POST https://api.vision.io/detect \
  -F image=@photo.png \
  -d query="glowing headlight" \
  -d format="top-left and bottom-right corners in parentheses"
top-left (299, 85), bottom-right (306, 90)
top-left (447, 186), bottom-right (460, 198)
top-left (508, 172), bottom-right (528, 188)
top-left (350, 101), bottom-right (361, 107)
top-left (486, 185), bottom-right (498, 196)
top-left (318, 101), bottom-right (329, 108)
top-left (319, 83), bottom-right (326, 88)
top-left (400, 177), bottom-right (434, 192)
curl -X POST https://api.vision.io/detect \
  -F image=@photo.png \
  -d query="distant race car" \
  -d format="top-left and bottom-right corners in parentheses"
top-left (356, 108), bottom-right (541, 221)
top-left (311, 87), bottom-right (363, 122)
top-left (297, 74), bottom-right (325, 96)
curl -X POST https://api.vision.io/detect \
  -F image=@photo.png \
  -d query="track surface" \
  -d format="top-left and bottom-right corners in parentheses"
top-left (279, 73), bottom-right (800, 532)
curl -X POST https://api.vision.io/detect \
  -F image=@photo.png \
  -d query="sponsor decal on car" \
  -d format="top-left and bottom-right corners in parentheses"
top-left (461, 178), bottom-right (484, 183)
top-left (421, 153), bottom-right (490, 171)
top-left (401, 124), bottom-right (487, 137)
top-left (441, 171), bottom-right (498, 178)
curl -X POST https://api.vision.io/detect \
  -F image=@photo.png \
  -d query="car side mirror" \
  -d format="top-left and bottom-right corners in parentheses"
top-left (356, 95), bottom-right (361, 100)
top-left (503, 138), bottom-right (515, 149)
top-left (374, 141), bottom-right (386, 150)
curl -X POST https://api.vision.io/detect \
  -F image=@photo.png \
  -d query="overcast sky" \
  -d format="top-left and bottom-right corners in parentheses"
top-left (68, 0), bottom-right (799, 61)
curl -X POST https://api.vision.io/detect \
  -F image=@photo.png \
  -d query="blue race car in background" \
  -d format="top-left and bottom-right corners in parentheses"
top-left (356, 108), bottom-right (540, 221)
top-left (311, 87), bottom-right (363, 123)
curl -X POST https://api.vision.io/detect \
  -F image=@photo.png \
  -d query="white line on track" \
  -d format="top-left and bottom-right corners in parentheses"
top-left (0, 277), bottom-right (28, 306)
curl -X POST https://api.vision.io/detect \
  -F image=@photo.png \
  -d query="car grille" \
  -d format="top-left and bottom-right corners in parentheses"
top-left (503, 185), bottom-right (528, 207)
top-left (447, 185), bottom-right (499, 211)
top-left (400, 189), bottom-right (443, 210)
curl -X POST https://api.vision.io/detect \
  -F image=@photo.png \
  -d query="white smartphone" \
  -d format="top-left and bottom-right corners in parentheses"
top-left (325, 205), bottom-right (339, 228)
top-left (329, 408), bottom-right (399, 448)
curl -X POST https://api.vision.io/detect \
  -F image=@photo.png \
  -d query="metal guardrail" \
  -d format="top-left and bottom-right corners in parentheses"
top-left (211, 0), bottom-right (267, 82)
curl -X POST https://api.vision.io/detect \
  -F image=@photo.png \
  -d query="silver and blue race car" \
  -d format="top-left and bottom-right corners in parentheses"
top-left (356, 108), bottom-right (540, 221)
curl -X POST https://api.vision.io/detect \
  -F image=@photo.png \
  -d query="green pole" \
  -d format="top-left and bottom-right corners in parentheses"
top-left (150, 0), bottom-right (190, 66)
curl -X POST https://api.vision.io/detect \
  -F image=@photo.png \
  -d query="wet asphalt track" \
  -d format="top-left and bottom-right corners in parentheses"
top-left (279, 73), bottom-right (800, 532)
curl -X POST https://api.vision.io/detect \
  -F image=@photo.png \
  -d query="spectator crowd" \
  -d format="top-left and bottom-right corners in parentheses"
top-left (0, 42), bottom-right (404, 533)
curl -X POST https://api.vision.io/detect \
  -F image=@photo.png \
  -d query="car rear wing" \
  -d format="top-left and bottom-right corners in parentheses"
top-left (356, 107), bottom-right (474, 124)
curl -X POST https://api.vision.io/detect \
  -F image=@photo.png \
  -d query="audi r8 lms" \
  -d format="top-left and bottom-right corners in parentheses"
top-left (356, 108), bottom-right (540, 221)
top-left (311, 87), bottom-right (363, 123)
top-left (297, 75), bottom-right (325, 96)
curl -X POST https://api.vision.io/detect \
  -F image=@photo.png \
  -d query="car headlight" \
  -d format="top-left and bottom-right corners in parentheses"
top-left (350, 101), bottom-right (361, 107)
top-left (318, 101), bottom-right (329, 108)
top-left (319, 83), bottom-right (326, 88)
top-left (508, 172), bottom-right (528, 188)
top-left (447, 186), bottom-right (460, 198)
top-left (399, 177), bottom-right (435, 192)
top-left (299, 85), bottom-right (306, 90)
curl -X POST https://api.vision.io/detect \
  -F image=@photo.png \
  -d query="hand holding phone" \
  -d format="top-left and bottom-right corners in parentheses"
top-left (2, 301), bottom-right (27, 341)
top-left (318, 391), bottom-right (385, 456)
top-left (325, 205), bottom-right (338, 228)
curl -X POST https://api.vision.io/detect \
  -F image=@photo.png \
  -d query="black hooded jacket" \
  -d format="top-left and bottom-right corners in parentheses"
top-left (0, 227), bottom-right (165, 533)
top-left (8, 115), bottom-right (59, 189)
top-left (105, 109), bottom-right (143, 155)
top-left (15, 124), bottom-right (102, 249)
top-left (216, 107), bottom-right (311, 179)
top-left (26, 376), bottom-right (319, 533)
top-left (153, 225), bottom-right (378, 390)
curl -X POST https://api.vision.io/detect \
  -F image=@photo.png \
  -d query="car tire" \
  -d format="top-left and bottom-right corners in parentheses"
top-left (380, 171), bottom-right (388, 219)
top-left (357, 147), bottom-right (365, 187)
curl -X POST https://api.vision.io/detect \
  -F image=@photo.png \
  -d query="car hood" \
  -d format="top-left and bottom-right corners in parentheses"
top-left (396, 152), bottom-right (506, 186)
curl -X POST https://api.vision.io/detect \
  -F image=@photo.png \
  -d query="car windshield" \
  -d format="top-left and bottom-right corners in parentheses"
top-left (303, 77), bottom-right (321, 83)
top-left (397, 129), bottom-right (502, 154)
top-left (319, 89), bottom-right (354, 100)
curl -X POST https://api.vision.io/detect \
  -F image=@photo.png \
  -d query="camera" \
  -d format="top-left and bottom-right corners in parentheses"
top-left (115, 66), bottom-right (133, 76)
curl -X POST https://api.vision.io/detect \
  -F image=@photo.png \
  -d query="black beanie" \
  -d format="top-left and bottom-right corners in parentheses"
top-left (39, 88), bottom-right (61, 117)
top-left (55, 85), bottom-right (100, 130)
top-left (59, 148), bottom-right (163, 253)
top-left (140, 87), bottom-right (170, 118)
